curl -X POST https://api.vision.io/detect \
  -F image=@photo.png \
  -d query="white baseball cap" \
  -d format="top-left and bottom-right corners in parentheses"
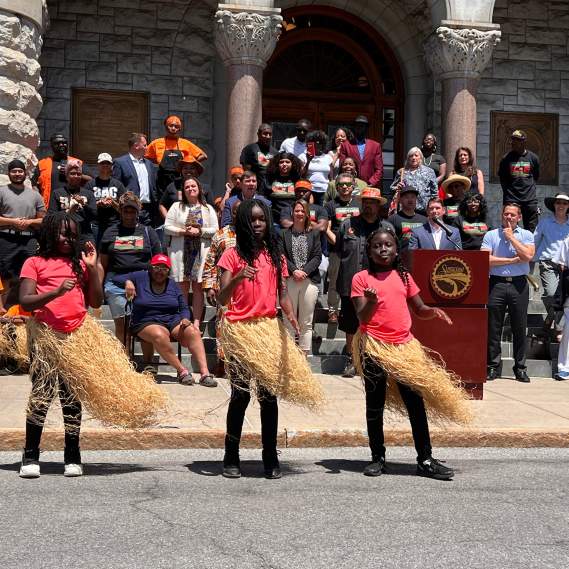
top-left (97, 152), bottom-right (113, 164)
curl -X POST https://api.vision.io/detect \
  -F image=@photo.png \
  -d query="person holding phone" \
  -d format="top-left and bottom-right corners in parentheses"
top-left (301, 131), bottom-right (334, 206)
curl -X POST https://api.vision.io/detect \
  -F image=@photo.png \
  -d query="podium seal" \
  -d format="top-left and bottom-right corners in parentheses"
top-left (430, 256), bottom-right (472, 299)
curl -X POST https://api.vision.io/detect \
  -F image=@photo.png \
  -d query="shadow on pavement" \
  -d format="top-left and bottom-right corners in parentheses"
top-left (0, 461), bottom-right (163, 476)
top-left (315, 459), bottom-right (418, 477)
top-left (186, 460), bottom-right (303, 478)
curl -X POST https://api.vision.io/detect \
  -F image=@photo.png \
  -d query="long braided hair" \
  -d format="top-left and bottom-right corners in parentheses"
top-left (365, 226), bottom-right (410, 287)
top-left (234, 199), bottom-right (282, 293)
top-left (37, 211), bottom-right (85, 284)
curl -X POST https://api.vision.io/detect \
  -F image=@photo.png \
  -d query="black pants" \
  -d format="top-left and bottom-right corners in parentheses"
top-left (25, 371), bottom-right (82, 463)
top-left (362, 355), bottom-right (432, 463)
top-left (487, 276), bottom-right (529, 372)
top-left (506, 200), bottom-right (539, 232)
top-left (225, 365), bottom-right (278, 466)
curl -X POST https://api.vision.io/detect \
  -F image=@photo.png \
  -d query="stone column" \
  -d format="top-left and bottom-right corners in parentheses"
top-left (0, 1), bottom-right (47, 185)
top-left (424, 25), bottom-right (500, 163)
top-left (215, 6), bottom-right (282, 169)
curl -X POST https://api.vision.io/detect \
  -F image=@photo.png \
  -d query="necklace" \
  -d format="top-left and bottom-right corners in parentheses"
top-left (423, 153), bottom-right (433, 166)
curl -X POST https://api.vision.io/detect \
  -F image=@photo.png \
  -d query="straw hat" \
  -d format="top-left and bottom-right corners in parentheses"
top-left (442, 174), bottom-right (471, 193)
top-left (360, 187), bottom-right (387, 205)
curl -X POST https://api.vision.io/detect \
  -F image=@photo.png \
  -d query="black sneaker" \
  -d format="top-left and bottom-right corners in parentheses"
top-left (222, 452), bottom-right (241, 478)
top-left (363, 457), bottom-right (385, 477)
top-left (262, 450), bottom-right (281, 479)
top-left (514, 369), bottom-right (530, 383)
top-left (417, 457), bottom-right (454, 480)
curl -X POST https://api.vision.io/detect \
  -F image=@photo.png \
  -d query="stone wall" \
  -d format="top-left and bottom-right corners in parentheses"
top-left (0, 7), bottom-right (44, 184)
top-left (477, 0), bottom-right (569, 223)
top-left (37, 0), bottom-right (218, 183)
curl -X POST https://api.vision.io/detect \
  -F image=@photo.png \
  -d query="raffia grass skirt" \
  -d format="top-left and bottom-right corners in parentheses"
top-left (353, 330), bottom-right (472, 425)
top-left (0, 321), bottom-right (29, 369)
top-left (219, 316), bottom-right (325, 410)
top-left (27, 315), bottom-right (169, 429)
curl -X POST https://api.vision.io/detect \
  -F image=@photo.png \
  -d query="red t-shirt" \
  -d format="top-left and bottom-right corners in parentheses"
top-left (351, 269), bottom-right (420, 344)
top-left (218, 248), bottom-right (289, 322)
top-left (20, 256), bottom-right (89, 333)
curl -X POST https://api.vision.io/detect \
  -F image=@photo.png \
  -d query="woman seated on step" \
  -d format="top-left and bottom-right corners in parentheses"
top-left (113, 253), bottom-right (216, 387)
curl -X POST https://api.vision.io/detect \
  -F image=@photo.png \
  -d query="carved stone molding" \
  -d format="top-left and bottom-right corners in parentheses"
top-left (424, 26), bottom-right (501, 80)
top-left (215, 9), bottom-right (282, 68)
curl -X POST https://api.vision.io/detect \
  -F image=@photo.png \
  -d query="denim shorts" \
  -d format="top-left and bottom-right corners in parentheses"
top-left (104, 275), bottom-right (127, 319)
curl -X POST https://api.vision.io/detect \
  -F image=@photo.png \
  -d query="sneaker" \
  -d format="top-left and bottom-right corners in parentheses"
top-left (199, 374), bottom-right (218, 388)
top-left (555, 370), bottom-right (569, 381)
top-left (19, 449), bottom-right (40, 479)
top-left (363, 457), bottom-right (386, 477)
top-left (177, 368), bottom-right (194, 385)
top-left (64, 463), bottom-right (83, 477)
top-left (342, 359), bottom-right (355, 378)
top-left (417, 457), bottom-right (454, 480)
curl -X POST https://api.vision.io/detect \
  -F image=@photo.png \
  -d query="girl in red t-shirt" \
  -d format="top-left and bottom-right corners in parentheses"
top-left (351, 227), bottom-right (471, 480)
top-left (217, 199), bottom-right (322, 480)
top-left (18, 212), bottom-right (103, 478)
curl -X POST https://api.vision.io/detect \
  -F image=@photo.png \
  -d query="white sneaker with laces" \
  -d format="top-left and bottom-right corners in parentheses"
top-left (64, 463), bottom-right (83, 477)
top-left (19, 462), bottom-right (40, 478)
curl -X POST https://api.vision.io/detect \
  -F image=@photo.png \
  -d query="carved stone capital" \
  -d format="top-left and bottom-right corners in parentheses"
top-left (424, 26), bottom-right (501, 80)
top-left (215, 9), bottom-right (282, 68)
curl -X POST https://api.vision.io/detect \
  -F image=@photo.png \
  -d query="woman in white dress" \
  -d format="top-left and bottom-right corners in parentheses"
top-left (165, 177), bottom-right (218, 328)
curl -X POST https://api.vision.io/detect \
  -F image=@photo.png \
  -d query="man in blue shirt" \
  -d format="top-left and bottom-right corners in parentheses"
top-left (220, 171), bottom-right (271, 227)
top-left (481, 203), bottom-right (535, 382)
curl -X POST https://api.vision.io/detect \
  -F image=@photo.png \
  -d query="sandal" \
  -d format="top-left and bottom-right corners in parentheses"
top-left (177, 368), bottom-right (194, 385)
top-left (199, 374), bottom-right (218, 388)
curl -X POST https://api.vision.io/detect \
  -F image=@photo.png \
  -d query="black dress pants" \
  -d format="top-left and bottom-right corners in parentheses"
top-left (225, 364), bottom-right (278, 466)
top-left (487, 276), bottom-right (529, 373)
top-left (362, 355), bottom-right (432, 463)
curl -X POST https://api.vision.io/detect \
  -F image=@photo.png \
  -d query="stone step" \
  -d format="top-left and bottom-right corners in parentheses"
top-left (499, 358), bottom-right (553, 379)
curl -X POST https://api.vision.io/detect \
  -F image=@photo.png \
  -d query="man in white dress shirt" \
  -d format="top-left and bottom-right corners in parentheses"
top-left (113, 133), bottom-right (158, 226)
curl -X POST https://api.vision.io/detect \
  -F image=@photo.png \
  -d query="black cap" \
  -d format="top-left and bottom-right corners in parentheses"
top-left (400, 185), bottom-right (419, 196)
top-left (7, 159), bottom-right (26, 172)
top-left (354, 115), bottom-right (369, 125)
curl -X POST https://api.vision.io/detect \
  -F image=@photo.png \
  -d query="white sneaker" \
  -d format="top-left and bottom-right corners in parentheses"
top-left (64, 463), bottom-right (83, 477)
top-left (19, 461), bottom-right (40, 478)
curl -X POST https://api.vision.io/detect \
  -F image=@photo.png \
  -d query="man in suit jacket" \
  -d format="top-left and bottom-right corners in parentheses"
top-left (113, 133), bottom-right (158, 226)
top-left (409, 197), bottom-right (462, 250)
top-left (338, 115), bottom-right (383, 187)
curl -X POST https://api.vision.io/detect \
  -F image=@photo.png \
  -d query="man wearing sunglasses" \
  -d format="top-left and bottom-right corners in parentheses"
top-left (279, 119), bottom-right (311, 162)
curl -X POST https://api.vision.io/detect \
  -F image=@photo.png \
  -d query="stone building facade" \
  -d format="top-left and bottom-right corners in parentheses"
top-left (0, 0), bottom-right (567, 223)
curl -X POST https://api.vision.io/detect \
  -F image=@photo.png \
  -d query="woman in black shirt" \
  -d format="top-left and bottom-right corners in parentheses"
top-left (99, 192), bottom-right (162, 348)
top-left (451, 191), bottom-right (490, 250)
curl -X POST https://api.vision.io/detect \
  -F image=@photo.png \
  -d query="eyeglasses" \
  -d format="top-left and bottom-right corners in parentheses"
top-left (337, 182), bottom-right (353, 188)
top-left (151, 265), bottom-right (169, 272)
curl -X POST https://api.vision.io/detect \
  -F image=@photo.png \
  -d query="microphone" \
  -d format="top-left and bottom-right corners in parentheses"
top-left (432, 216), bottom-right (452, 237)
top-left (432, 216), bottom-right (461, 250)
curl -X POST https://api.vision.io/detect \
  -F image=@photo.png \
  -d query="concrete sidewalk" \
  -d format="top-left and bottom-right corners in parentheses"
top-left (1, 373), bottom-right (568, 449)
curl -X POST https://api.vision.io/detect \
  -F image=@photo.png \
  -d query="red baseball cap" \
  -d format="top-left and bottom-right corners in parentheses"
top-left (150, 253), bottom-right (172, 268)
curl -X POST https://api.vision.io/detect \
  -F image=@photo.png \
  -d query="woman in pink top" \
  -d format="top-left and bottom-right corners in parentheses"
top-left (217, 199), bottom-right (299, 480)
top-left (351, 227), bottom-right (466, 481)
top-left (18, 212), bottom-right (103, 478)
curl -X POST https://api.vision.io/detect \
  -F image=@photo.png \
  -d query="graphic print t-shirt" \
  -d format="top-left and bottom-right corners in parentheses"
top-left (498, 150), bottom-right (540, 203)
top-left (99, 224), bottom-right (162, 274)
top-left (387, 211), bottom-right (427, 248)
top-left (452, 215), bottom-right (490, 250)
top-left (84, 176), bottom-right (126, 228)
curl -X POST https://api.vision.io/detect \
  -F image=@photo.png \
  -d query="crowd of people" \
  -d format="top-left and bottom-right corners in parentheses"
top-left (0, 113), bottom-right (565, 480)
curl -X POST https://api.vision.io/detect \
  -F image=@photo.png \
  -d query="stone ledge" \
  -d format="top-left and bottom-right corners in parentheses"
top-left (2, 428), bottom-right (568, 451)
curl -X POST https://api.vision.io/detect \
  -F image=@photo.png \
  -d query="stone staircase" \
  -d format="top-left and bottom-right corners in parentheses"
top-left (95, 287), bottom-right (556, 378)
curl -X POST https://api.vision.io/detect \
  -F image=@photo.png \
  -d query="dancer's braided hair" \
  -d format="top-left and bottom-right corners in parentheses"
top-left (37, 212), bottom-right (85, 284)
top-left (234, 199), bottom-right (282, 294)
top-left (365, 227), bottom-right (410, 287)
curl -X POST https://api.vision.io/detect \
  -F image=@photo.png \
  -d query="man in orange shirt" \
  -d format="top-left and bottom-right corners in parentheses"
top-left (145, 115), bottom-right (207, 194)
top-left (33, 134), bottom-right (87, 208)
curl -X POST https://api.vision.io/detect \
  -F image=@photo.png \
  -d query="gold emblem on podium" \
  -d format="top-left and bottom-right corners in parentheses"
top-left (430, 256), bottom-right (472, 299)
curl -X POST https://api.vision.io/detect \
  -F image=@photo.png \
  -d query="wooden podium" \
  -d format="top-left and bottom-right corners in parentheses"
top-left (408, 250), bottom-right (489, 399)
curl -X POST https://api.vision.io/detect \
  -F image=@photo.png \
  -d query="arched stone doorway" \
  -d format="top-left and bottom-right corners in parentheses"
top-left (263, 6), bottom-right (405, 188)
